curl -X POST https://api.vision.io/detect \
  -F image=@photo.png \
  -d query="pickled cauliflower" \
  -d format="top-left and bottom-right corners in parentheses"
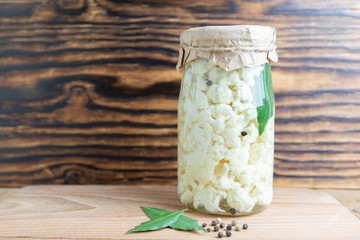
top-left (178, 58), bottom-right (274, 214)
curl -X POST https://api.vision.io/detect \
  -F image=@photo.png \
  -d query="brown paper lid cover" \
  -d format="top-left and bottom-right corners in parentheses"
top-left (176, 25), bottom-right (278, 71)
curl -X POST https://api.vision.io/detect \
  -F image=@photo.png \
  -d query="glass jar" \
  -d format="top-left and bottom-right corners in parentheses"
top-left (176, 25), bottom-right (278, 216)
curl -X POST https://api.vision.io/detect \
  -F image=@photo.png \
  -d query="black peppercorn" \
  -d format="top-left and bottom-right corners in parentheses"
top-left (220, 223), bottom-right (225, 228)
top-left (226, 230), bottom-right (232, 237)
top-left (207, 228), bottom-right (211, 232)
top-left (243, 223), bottom-right (248, 230)
top-left (218, 232), bottom-right (224, 238)
top-left (229, 208), bottom-right (236, 215)
top-left (214, 225), bottom-right (220, 232)
top-left (211, 220), bottom-right (217, 226)
top-left (241, 131), bottom-right (248, 136)
top-left (206, 80), bottom-right (212, 86)
top-left (202, 223), bottom-right (207, 227)
top-left (227, 224), bottom-right (232, 230)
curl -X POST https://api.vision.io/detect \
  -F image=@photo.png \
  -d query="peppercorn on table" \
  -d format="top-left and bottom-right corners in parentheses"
top-left (0, 186), bottom-right (359, 240)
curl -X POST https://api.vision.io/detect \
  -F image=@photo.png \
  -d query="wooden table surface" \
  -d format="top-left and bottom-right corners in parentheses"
top-left (0, 186), bottom-right (359, 240)
top-left (0, 187), bottom-right (359, 220)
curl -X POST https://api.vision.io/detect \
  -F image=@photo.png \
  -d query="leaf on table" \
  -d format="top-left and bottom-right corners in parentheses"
top-left (256, 63), bottom-right (274, 136)
top-left (126, 208), bottom-right (186, 234)
top-left (141, 206), bottom-right (207, 233)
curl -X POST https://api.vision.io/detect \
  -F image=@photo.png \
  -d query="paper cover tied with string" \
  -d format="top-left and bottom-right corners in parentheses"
top-left (176, 25), bottom-right (278, 71)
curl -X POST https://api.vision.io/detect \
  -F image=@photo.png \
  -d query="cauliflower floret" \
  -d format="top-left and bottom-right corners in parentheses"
top-left (243, 108), bottom-right (258, 126)
top-left (239, 83), bottom-right (253, 102)
top-left (251, 180), bottom-right (273, 206)
top-left (195, 167), bottom-right (213, 184)
top-left (215, 176), bottom-right (235, 191)
top-left (180, 71), bottom-right (192, 99)
top-left (193, 185), bottom-right (226, 213)
top-left (223, 128), bottom-right (241, 148)
top-left (227, 69), bottom-right (242, 87)
top-left (197, 110), bottom-right (213, 128)
top-left (232, 99), bottom-right (255, 114)
top-left (207, 84), bottom-right (232, 104)
top-left (208, 66), bottom-right (227, 85)
top-left (209, 104), bottom-right (233, 120)
top-left (193, 74), bottom-right (209, 92)
top-left (191, 58), bottom-right (215, 76)
top-left (184, 150), bottom-right (205, 170)
top-left (212, 120), bottom-right (226, 134)
top-left (249, 141), bottom-right (273, 164)
top-left (193, 90), bottom-right (209, 110)
top-left (208, 104), bottom-right (234, 134)
top-left (226, 113), bottom-right (245, 128)
top-left (242, 65), bottom-right (263, 87)
top-left (179, 188), bottom-right (194, 205)
top-left (213, 163), bottom-right (240, 191)
top-left (225, 145), bottom-right (250, 172)
top-left (242, 121), bottom-right (259, 144)
top-left (238, 165), bottom-right (260, 188)
top-left (227, 185), bottom-right (256, 213)
top-left (187, 125), bottom-right (210, 150)
top-left (183, 98), bottom-right (199, 125)
top-left (207, 135), bottom-right (227, 161)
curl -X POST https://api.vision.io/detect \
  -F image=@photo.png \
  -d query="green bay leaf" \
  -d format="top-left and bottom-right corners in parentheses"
top-left (126, 208), bottom-right (186, 234)
top-left (141, 206), bottom-right (207, 233)
top-left (257, 63), bottom-right (274, 136)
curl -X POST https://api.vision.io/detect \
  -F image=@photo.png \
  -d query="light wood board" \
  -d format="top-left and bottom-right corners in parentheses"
top-left (0, 188), bottom-right (17, 201)
top-left (0, 186), bottom-right (359, 239)
top-left (323, 189), bottom-right (360, 220)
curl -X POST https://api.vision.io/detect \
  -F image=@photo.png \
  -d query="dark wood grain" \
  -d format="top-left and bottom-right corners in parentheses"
top-left (0, 0), bottom-right (359, 188)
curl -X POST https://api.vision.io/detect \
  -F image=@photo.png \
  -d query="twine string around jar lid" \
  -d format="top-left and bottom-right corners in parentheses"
top-left (179, 43), bottom-right (277, 52)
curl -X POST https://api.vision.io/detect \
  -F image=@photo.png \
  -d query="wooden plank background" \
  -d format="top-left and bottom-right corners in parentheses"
top-left (0, 0), bottom-right (359, 188)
